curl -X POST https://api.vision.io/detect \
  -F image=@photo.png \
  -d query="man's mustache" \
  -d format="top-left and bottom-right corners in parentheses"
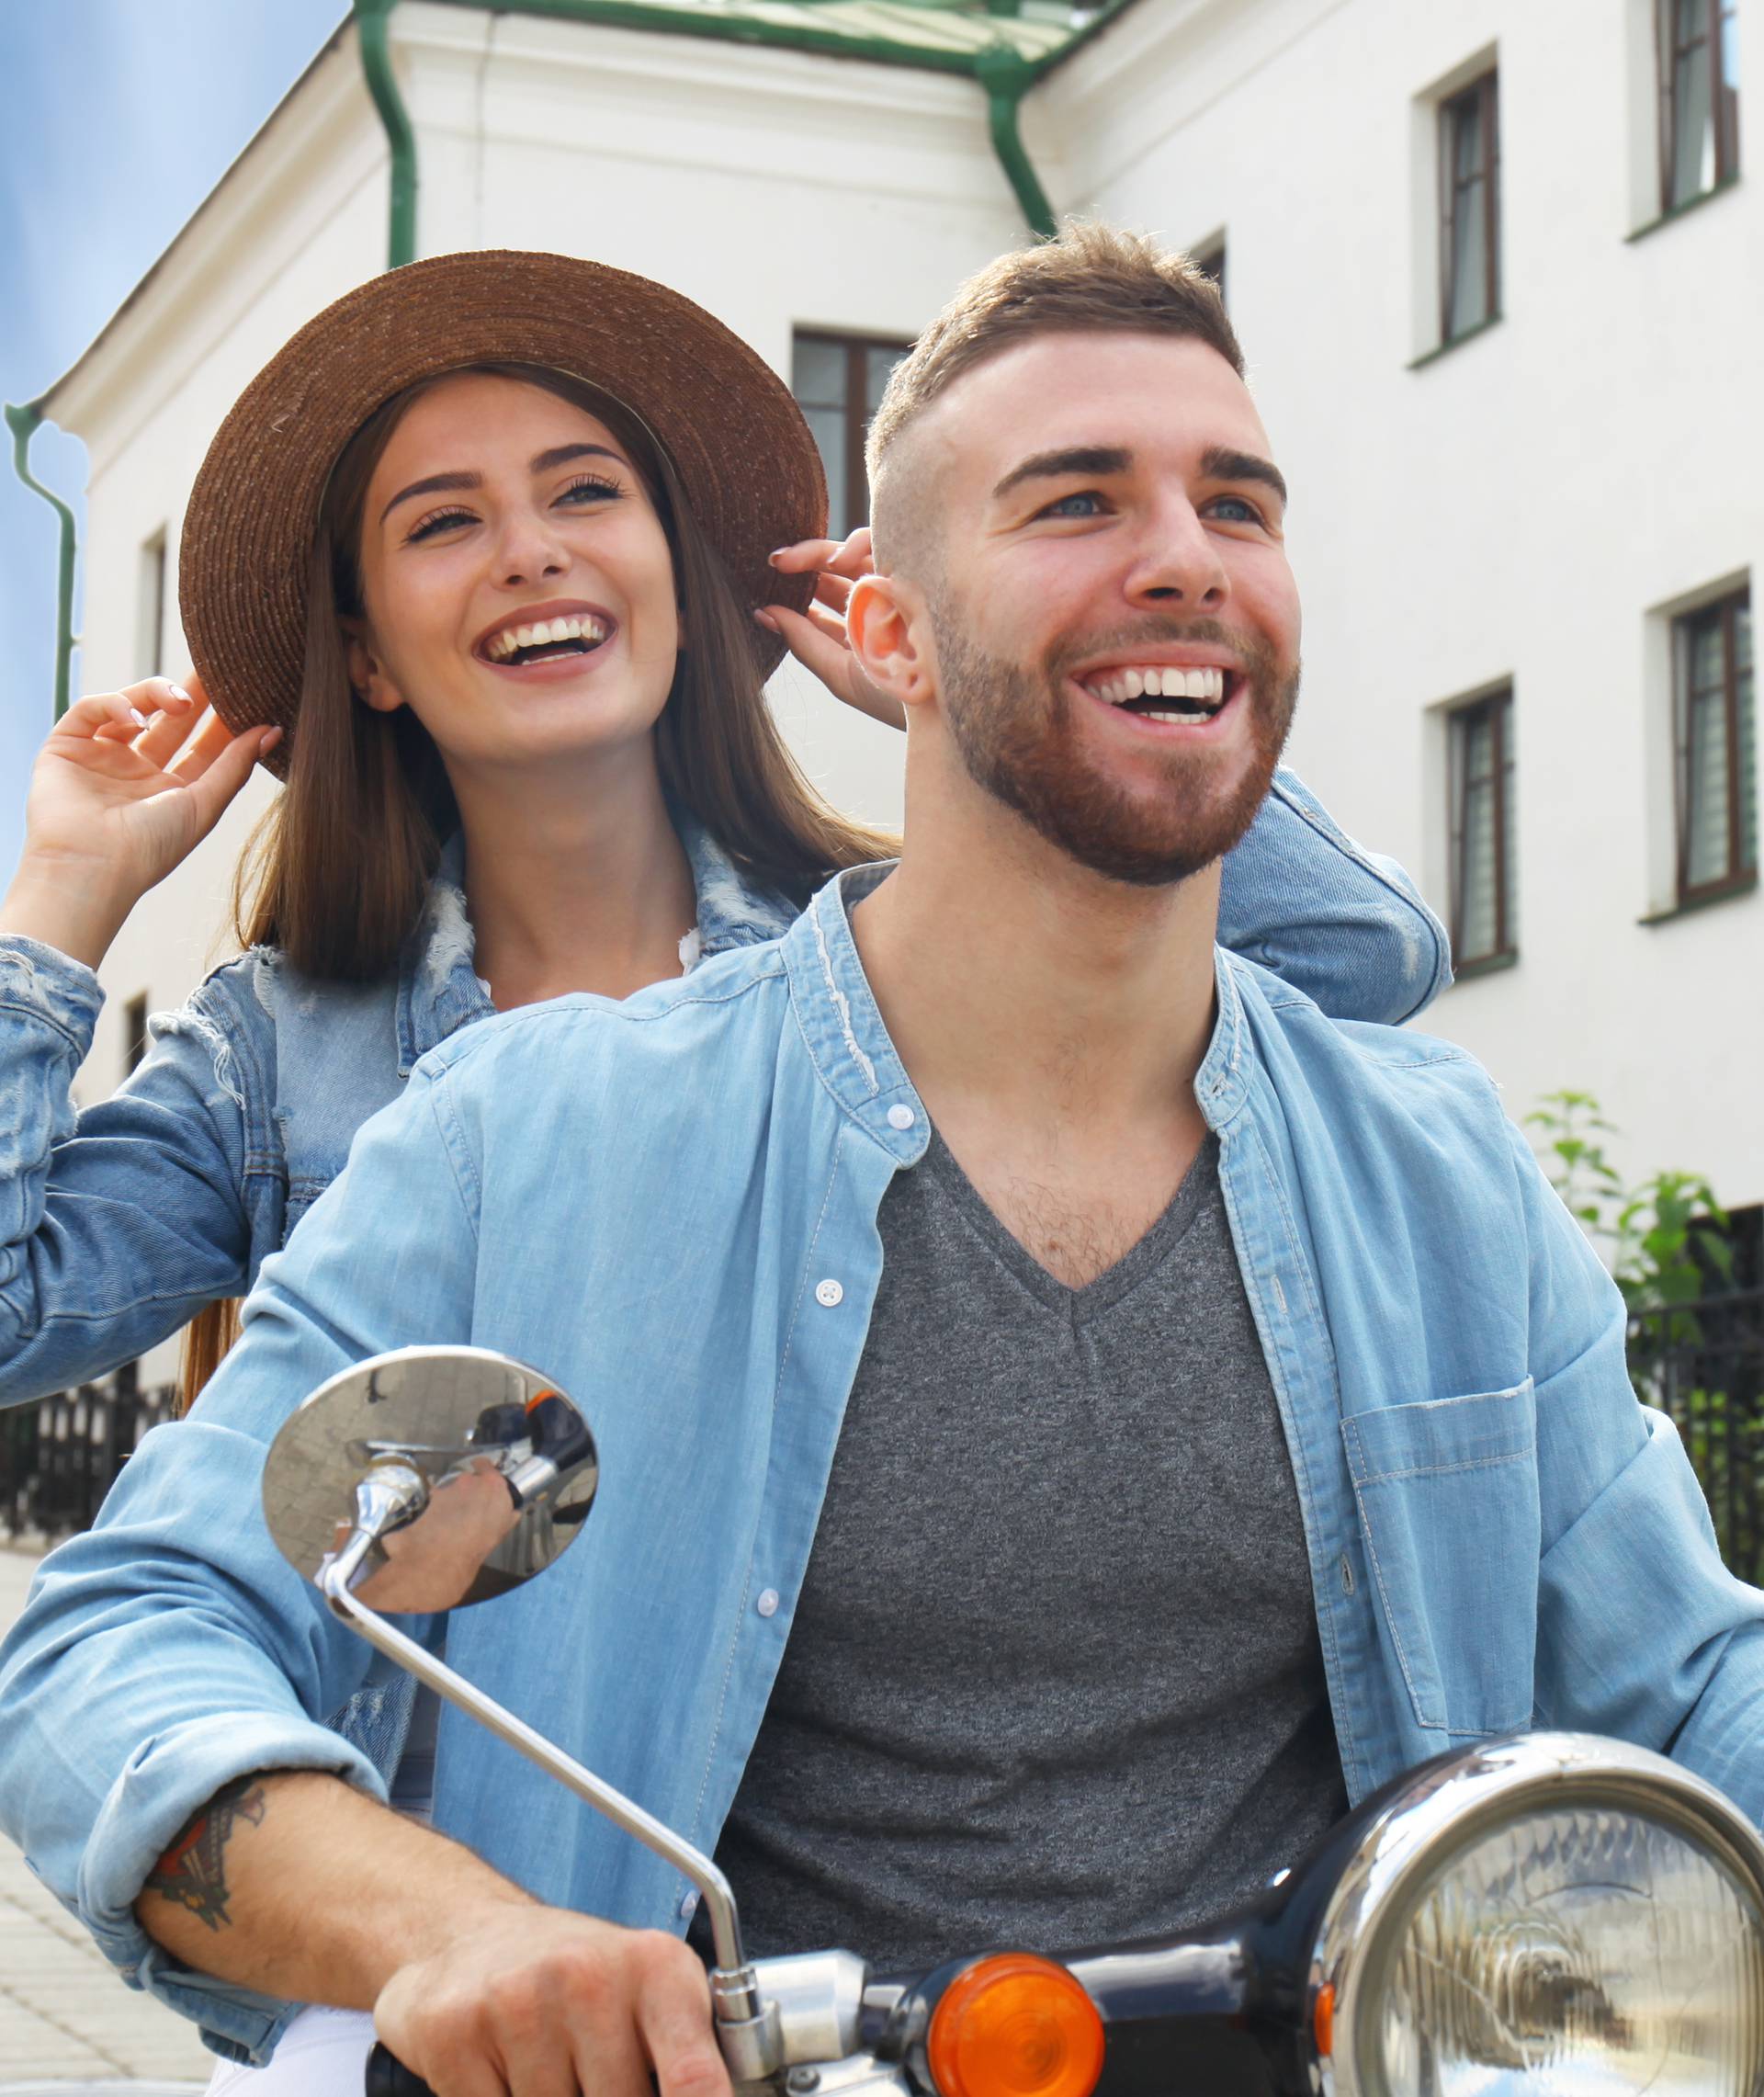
top-left (1045, 616), bottom-right (1282, 685)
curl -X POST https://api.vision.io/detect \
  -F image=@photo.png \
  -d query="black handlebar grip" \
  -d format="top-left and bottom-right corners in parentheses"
top-left (365, 2040), bottom-right (434, 2097)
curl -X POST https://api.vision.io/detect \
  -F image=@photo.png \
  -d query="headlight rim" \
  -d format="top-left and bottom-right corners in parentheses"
top-left (1307, 1731), bottom-right (1764, 2097)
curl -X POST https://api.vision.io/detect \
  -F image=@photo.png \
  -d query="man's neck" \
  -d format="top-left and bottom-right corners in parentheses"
top-left (851, 778), bottom-right (1219, 1288)
top-left (450, 742), bottom-right (696, 1010)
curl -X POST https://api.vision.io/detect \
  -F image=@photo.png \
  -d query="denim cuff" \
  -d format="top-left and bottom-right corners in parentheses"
top-left (0, 934), bottom-right (104, 1057)
top-left (76, 1711), bottom-right (387, 2066)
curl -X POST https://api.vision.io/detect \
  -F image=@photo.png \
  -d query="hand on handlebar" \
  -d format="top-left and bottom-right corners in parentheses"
top-left (373, 1906), bottom-right (731, 2097)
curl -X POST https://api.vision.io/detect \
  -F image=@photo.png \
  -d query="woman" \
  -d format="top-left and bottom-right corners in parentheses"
top-left (0, 251), bottom-right (1446, 1433)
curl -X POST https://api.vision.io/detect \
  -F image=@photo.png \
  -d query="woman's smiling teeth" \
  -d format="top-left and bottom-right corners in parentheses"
top-left (482, 612), bottom-right (608, 665)
top-left (1081, 663), bottom-right (1228, 724)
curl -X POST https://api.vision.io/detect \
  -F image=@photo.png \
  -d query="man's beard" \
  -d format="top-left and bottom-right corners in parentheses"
top-left (931, 606), bottom-right (1298, 888)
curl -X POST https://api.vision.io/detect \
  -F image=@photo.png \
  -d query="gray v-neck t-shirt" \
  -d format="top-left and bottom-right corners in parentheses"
top-left (713, 1132), bottom-right (1346, 1969)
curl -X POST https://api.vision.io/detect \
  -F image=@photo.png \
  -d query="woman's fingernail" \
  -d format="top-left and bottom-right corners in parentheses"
top-left (261, 725), bottom-right (284, 749)
top-left (130, 707), bottom-right (151, 729)
top-left (169, 685), bottom-right (192, 705)
top-left (768, 549), bottom-right (790, 566)
top-left (753, 608), bottom-right (779, 631)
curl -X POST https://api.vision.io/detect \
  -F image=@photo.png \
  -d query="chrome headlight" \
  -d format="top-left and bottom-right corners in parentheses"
top-left (1312, 1734), bottom-right (1764, 2094)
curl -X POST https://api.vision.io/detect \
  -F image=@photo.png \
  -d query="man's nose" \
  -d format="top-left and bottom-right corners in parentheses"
top-left (1125, 500), bottom-right (1228, 610)
top-left (494, 506), bottom-right (571, 586)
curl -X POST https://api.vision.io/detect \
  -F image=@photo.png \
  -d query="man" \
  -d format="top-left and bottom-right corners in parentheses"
top-left (5, 226), bottom-right (1760, 2097)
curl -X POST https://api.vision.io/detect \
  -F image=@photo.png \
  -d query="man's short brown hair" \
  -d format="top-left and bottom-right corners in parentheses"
top-left (867, 222), bottom-right (1245, 576)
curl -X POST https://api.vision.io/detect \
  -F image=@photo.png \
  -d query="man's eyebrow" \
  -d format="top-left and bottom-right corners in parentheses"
top-left (991, 446), bottom-right (1133, 502)
top-left (379, 444), bottom-right (626, 524)
top-left (1202, 446), bottom-right (1288, 508)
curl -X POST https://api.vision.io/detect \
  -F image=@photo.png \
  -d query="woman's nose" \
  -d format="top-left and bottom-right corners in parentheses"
top-left (495, 508), bottom-right (571, 586)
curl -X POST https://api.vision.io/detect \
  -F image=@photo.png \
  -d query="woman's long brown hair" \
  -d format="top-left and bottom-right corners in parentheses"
top-left (181, 363), bottom-right (898, 1406)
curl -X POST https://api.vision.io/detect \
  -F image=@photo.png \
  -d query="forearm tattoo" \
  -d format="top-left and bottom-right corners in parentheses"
top-left (144, 1774), bottom-right (269, 1932)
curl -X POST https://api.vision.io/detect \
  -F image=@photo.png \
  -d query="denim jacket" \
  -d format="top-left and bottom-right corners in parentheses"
top-left (2, 835), bottom-right (1760, 2068)
top-left (0, 770), bottom-right (1445, 1417)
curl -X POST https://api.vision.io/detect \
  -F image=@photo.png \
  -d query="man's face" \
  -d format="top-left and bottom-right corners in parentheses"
top-left (910, 331), bottom-right (1301, 886)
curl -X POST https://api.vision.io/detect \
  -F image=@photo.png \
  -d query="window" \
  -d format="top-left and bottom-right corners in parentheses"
top-left (1674, 585), bottom-right (1756, 902)
top-left (1447, 687), bottom-right (1517, 969)
top-left (136, 528), bottom-right (167, 680)
top-left (1440, 71), bottom-right (1500, 344)
top-left (1193, 237), bottom-right (1227, 310)
top-left (792, 333), bottom-right (912, 539)
top-left (1659, 0), bottom-right (1741, 211)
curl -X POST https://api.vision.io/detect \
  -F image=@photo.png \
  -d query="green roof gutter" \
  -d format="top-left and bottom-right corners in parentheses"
top-left (6, 402), bottom-right (79, 720)
top-left (417, 0), bottom-right (1151, 235)
top-left (976, 47), bottom-right (1054, 238)
top-left (356, 0), bottom-right (418, 266)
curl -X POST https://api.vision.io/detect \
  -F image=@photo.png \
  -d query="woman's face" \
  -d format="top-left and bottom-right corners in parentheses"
top-left (349, 372), bottom-right (681, 774)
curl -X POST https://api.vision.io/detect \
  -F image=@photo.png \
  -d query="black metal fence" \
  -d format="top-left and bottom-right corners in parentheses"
top-left (0, 1366), bottom-right (180, 1543)
top-left (6, 1287), bottom-right (1764, 1570)
top-left (1630, 1283), bottom-right (1764, 1587)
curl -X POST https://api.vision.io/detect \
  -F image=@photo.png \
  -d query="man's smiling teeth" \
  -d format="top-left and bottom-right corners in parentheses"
top-left (1084, 664), bottom-right (1227, 707)
top-left (484, 613), bottom-right (606, 663)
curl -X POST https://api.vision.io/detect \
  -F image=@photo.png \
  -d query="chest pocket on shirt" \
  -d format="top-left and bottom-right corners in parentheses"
top-left (1342, 1381), bottom-right (1539, 1737)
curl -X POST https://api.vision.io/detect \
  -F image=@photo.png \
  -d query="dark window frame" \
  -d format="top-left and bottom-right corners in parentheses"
top-left (792, 330), bottom-right (914, 540)
top-left (1657, 0), bottom-right (1742, 212)
top-left (1193, 237), bottom-right (1227, 311)
top-left (1674, 584), bottom-right (1756, 906)
top-left (1438, 68), bottom-right (1501, 346)
top-left (1447, 686), bottom-right (1517, 971)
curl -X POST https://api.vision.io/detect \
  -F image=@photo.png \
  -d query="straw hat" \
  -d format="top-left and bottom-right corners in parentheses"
top-left (178, 249), bottom-right (828, 778)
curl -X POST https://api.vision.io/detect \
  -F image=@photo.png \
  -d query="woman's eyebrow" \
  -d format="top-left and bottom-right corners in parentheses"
top-left (379, 444), bottom-right (626, 525)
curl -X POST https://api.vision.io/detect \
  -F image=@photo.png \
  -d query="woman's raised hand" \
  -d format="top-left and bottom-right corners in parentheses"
top-left (0, 675), bottom-right (280, 970)
top-left (760, 527), bottom-right (907, 731)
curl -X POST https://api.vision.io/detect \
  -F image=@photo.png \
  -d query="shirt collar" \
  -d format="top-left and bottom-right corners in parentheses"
top-left (396, 814), bottom-right (801, 1073)
top-left (784, 863), bottom-right (1250, 1157)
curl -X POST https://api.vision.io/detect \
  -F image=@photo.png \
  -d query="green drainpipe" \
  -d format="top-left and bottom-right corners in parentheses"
top-left (6, 402), bottom-right (79, 720)
top-left (355, 0), bottom-right (418, 266)
top-left (975, 48), bottom-right (1057, 239)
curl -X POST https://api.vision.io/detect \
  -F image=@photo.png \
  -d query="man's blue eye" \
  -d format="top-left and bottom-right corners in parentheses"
top-left (1209, 495), bottom-right (1262, 524)
top-left (1044, 491), bottom-right (1102, 518)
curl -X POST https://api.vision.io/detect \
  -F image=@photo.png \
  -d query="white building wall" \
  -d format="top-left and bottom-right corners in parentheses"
top-left (38, 0), bottom-right (1763, 1392)
top-left (1051, 0), bottom-right (1764, 1202)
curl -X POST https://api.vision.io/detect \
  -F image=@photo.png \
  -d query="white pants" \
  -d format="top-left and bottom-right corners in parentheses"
top-left (207, 2005), bottom-right (377, 2096)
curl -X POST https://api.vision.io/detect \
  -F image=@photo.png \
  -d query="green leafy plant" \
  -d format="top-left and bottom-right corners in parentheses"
top-left (1530, 1092), bottom-right (1757, 1581)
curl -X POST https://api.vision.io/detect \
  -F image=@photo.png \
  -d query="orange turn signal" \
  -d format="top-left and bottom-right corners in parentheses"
top-left (1312, 1982), bottom-right (1335, 2059)
top-left (926, 1954), bottom-right (1105, 2097)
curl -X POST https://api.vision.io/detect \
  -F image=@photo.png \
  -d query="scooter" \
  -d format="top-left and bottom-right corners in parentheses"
top-left (260, 1346), bottom-right (1764, 2097)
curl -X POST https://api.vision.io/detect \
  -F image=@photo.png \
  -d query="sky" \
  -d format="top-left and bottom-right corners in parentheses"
top-left (0, 0), bottom-right (347, 886)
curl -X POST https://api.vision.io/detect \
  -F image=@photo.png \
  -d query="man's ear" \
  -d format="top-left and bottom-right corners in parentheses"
top-left (846, 574), bottom-right (936, 715)
top-left (341, 620), bottom-right (405, 716)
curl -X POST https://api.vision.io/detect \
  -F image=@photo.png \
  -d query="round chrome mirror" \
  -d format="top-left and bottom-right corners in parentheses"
top-left (262, 1344), bottom-right (597, 1610)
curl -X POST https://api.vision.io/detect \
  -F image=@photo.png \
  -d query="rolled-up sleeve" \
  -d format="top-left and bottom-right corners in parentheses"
top-left (1219, 769), bottom-right (1453, 1025)
top-left (0, 935), bottom-right (260, 1407)
top-left (0, 1058), bottom-right (481, 2057)
top-left (1518, 1121), bottom-right (1764, 1824)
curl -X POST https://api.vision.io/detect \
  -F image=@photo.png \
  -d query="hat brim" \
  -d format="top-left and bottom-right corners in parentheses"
top-left (178, 249), bottom-right (828, 779)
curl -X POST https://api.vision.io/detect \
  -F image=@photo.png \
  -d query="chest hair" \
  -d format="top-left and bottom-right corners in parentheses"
top-left (978, 1162), bottom-right (1187, 1291)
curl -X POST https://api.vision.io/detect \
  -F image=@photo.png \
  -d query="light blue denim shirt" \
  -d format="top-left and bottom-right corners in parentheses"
top-left (0, 771), bottom-right (1444, 1414)
top-left (2, 845), bottom-right (1760, 2067)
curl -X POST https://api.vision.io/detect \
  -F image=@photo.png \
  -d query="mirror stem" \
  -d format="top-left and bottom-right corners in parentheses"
top-left (313, 1562), bottom-right (769, 2040)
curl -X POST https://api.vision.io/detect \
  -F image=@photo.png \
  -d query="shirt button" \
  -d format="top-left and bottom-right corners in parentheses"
top-left (756, 1588), bottom-right (780, 1618)
top-left (815, 1278), bottom-right (843, 1308)
top-left (679, 1890), bottom-right (698, 1920)
top-left (888, 1104), bottom-right (916, 1130)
